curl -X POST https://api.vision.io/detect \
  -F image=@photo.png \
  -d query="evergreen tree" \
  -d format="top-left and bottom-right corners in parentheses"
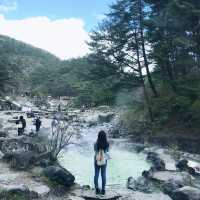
top-left (145, 0), bottom-right (200, 90)
top-left (0, 59), bottom-right (9, 94)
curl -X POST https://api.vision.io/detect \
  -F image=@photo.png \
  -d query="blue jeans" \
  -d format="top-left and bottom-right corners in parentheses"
top-left (94, 162), bottom-right (107, 190)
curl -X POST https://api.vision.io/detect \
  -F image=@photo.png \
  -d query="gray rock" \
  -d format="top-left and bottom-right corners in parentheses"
top-left (151, 171), bottom-right (193, 186)
top-left (0, 182), bottom-right (49, 198)
top-left (0, 184), bottom-right (37, 199)
top-left (147, 152), bottom-right (159, 162)
top-left (176, 159), bottom-right (189, 171)
top-left (80, 190), bottom-right (121, 200)
top-left (98, 113), bottom-right (115, 123)
top-left (142, 170), bottom-right (153, 179)
top-left (0, 131), bottom-right (7, 138)
top-left (163, 179), bottom-right (184, 196)
top-left (67, 195), bottom-right (85, 200)
top-left (147, 152), bottom-right (166, 171)
top-left (0, 150), bottom-right (4, 159)
top-left (88, 121), bottom-right (97, 127)
top-left (1, 136), bottom-right (47, 157)
top-left (109, 129), bottom-right (120, 138)
top-left (153, 158), bottom-right (166, 171)
top-left (29, 184), bottom-right (50, 197)
top-left (120, 191), bottom-right (172, 200)
top-left (172, 186), bottom-right (200, 200)
top-left (127, 176), bottom-right (155, 193)
top-left (7, 151), bottom-right (36, 170)
top-left (44, 165), bottom-right (75, 187)
top-left (176, 159), bottom-right (196, 175)
top-left (133, 144), bottom-right (145, 153)
top-left (96, 106), bottom-right (111, 111)
top-left (188, 167), bottom-right (196, 176)
top-left (39, 159), bottom-right (53, 168)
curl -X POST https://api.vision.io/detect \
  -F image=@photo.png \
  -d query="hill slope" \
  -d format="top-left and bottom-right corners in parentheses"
top-left (0, 34), bottom-right (61, 94)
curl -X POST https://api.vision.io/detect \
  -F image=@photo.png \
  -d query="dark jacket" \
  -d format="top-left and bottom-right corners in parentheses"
top-left (35, 118), bottom-right (41, 127)
top-left (21, 119), bottom-right (26, 129)
top-left (16, 119), bottom-right (26, 129)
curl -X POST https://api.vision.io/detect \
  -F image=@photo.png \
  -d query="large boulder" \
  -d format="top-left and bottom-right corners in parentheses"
top-left (98, 113), bottom-right (115, 123)
top-left (172, 186), bottom-right (200, 200)
top-left (44, 165), bottom-right (75, 187)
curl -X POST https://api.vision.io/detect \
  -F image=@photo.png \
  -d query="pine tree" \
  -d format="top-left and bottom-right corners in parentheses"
top-left (0, 59), bottom-right (9, 94)
top-left (89, 0), bottom-right (156, 121)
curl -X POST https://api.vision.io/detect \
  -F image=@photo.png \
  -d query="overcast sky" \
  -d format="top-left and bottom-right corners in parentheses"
top-left (0, 0), bottom-right (114, 60)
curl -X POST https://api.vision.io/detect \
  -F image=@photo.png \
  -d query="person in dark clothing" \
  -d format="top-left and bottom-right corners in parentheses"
top-left (16, 116), bottom-right (26, 136)
top-left (94, 130), bottom-right (110, 195)
top-left (35, 117), bottom-right (41, 133)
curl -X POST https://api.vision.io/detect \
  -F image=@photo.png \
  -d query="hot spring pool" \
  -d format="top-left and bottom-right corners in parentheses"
top-left (59, 143), bottom-right (150, 188)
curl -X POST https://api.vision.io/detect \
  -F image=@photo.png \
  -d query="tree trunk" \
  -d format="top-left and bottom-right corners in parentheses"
top-left (134, 30), bottom-right (154, 122)
top-left (165, 59), bottom-right (177, 92)
top-left (138, 0), bottom-right (158, 98)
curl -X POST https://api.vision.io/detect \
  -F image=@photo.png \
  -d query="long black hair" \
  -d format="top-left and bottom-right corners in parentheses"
top-left (96, 130), bottom-right (109, 151)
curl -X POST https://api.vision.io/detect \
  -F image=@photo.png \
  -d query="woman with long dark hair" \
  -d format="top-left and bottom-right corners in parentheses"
top-left (94, 130), bottom-right (109, 195)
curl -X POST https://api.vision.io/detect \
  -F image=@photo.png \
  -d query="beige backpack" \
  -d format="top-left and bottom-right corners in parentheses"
top-left (96, 149), bottom-right (107, 166)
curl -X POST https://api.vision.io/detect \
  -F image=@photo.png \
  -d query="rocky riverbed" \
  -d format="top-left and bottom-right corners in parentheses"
top-left (0, 99), bottom-right (200, 200)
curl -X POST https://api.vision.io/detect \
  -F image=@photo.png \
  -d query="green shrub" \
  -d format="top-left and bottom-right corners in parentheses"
top-left (171, 96), bottom-right (192, 113)
top-left (191, 100), bottom-right (200, 112)
top-left (92, 88), bottom-right (115, 106)
top-left (73, 86), bottom-right (115, 107)
top-left (151, 95), bottom-right (173, 121)
top-left (191, 100), bottom-right (200, 123)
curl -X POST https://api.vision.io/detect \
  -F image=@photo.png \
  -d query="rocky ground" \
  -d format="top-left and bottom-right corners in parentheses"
top-left (0, 98), bottom-right (200, 200)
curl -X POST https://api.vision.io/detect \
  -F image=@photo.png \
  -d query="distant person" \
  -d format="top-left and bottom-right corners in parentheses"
top-left (94, 130), bottom-right (110, 195)
top-left (58, 104), bottom-right (61, 112)
top-left (16, 116), bottom-right (26, 136)
top-left (81, 105), bottom-right (85, 112)
top-left (35, 116), bottom-right (42, 133)
top-left (51, 116), bottom-right (58, 133)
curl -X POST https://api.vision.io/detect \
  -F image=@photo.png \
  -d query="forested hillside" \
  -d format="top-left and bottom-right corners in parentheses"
top-left (0, 35), bottom-right (135, 105)
top-left (0, 34), bottom-right (60, 95)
